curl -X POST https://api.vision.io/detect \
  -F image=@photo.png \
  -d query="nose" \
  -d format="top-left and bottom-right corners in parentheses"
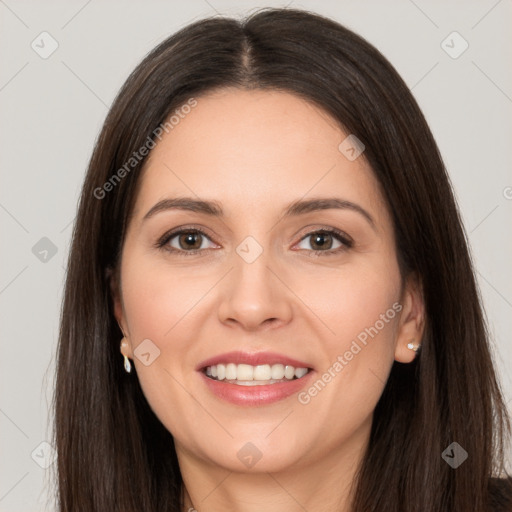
top-left (217, 252), bottom-right (293, 332)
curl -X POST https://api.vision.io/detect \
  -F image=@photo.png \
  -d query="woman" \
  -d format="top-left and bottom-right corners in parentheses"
top-left (52, 8), bottom-right (512, 511)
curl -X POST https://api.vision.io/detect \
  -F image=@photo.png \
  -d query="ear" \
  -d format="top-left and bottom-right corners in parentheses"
top-left (106, 266), bottom-right (133, 358)
top-left (394, 272), bottom-right (425, 363)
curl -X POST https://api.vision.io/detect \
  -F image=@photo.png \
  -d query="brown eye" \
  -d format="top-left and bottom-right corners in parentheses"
top-left (158, 228), bottom-right (218, 254)
top-left (309, 232), bottom-right (335, 250)
top-left (176, 232), bottom-right (203, 250)
top-left (294, 228), bottom-right (353, 255)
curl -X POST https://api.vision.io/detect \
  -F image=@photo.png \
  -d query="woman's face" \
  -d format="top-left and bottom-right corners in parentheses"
top-left (113, 88), bottom-right (423, 473)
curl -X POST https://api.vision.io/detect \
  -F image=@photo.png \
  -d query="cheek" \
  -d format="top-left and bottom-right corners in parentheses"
top-left (121, 250), bottom-right (211, 341)
top-left (298, 256), bottom-right (401, 414)
top-left (118, 250), bottom-right (201, 395)
top-left (304, 255), bottom-right (401, 349)
top-left (119, 252), bottom-right (206, 435)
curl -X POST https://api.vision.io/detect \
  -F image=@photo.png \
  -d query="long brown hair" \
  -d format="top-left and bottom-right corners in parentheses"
top-left (52, 8), bottom-right (511, 511)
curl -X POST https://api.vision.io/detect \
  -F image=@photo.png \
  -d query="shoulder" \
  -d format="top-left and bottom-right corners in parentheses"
top-left (488, 477), bottom-right (512, 512)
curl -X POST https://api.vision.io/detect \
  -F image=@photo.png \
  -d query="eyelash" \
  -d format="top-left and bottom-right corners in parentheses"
top-left (155, 225), bottom-right (353, 258)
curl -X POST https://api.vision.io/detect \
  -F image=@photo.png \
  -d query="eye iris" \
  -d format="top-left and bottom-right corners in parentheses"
top-left (179, 232), bottom-right (202, 250)
top-left (311, 232), bottom-right (332, 250)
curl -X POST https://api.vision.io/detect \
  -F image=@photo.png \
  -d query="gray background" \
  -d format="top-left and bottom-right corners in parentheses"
top-left (1, 0), bottom-right (511, 510)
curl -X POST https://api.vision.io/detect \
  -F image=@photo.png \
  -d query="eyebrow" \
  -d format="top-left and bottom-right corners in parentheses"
top-left (142, 196), bottom-right (376, 230)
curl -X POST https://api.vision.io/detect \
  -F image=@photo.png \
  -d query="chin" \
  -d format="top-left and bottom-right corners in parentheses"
top-left (197, 438), bottom-right (308, 474)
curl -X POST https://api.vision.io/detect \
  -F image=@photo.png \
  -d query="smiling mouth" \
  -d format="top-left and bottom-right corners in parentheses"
top-left (202, 363), bottom-right (311, 386)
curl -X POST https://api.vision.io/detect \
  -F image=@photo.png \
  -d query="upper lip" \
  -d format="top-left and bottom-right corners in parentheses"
top-left (196, 351), bottom-right (314, 371)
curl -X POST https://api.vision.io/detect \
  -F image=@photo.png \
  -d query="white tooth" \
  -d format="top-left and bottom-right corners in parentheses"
top-left (284, 365), bottom-right (295, 379)
top-left (271, 364), bottom-right (285, 379)
top-left (225, 363), bottom-right (237, 380)
top-left (253, 364), bottom-right (272, 380)
top-left (295, 367), bottom-right (308, 378)
top-left (236, 364), bottom-right (254, 380)
top-left (207, 363), bottom-right (308, 382)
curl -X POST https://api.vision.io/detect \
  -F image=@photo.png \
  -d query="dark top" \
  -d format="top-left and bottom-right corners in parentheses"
top-left (489, 477), bottom-right (512, 512)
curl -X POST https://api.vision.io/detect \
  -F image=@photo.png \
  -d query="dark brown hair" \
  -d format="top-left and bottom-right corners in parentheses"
top-left (52, 7), bottom-right (511, 511)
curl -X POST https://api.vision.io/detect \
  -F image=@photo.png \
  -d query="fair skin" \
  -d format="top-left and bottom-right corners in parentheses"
top-left (112, 88), bottom-right (425, 512)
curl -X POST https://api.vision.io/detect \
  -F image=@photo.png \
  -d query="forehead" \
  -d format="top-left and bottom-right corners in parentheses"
top-left (131, 88), bottom-right (387, 224)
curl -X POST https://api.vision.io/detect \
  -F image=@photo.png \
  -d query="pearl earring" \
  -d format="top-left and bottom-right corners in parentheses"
top-left (407, 341), bottom-right (421, 352)
top-left (120, 337), bottom-right (132, 373)
top-left (123, 354), bottom-right (132, 373)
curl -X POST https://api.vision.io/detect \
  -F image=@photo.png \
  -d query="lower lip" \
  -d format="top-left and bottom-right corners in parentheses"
top-left (199, 370), bottom-right (315, 406)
